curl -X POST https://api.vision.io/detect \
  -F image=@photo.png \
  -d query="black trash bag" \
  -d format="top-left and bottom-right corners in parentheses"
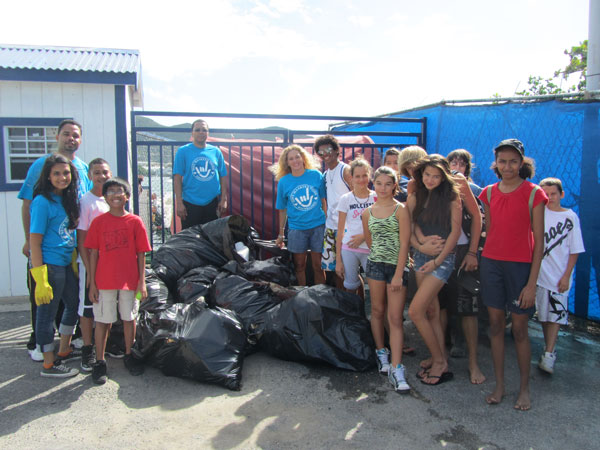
top-left (256, 285), bottom-right (376, 372)
top-left (142, 268), bottom-right (175, 313)
top-left (151, 225), bottom-right (228, 289)
top-left (201, 215), bottom-right (253, 262)
top-left (208, 275), bottom-right (281, 340)
top-left (241, 256), bottom-right (295, 286)
top-left (138, 300), bottom-right (246, 391)
top-left (134, 302), bottom-right (183, 360)
top-left (176, 265), bottom-right (220, 304)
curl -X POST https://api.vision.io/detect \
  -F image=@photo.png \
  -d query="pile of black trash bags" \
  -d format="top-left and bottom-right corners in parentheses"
top-left (133, 216), bottom-right (376, 391)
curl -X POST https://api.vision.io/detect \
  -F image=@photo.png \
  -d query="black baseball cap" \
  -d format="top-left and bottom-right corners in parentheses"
top-left (494, 139), bottom-right (525, 158)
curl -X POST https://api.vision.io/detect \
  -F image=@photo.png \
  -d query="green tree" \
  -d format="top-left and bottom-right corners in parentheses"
top-left (515, 41), bottom-right (587, 96)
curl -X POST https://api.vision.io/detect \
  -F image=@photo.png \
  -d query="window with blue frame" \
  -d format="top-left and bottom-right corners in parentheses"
top-left (0, 117), bottom-right (64, 191)
top-left (4, 125), bottom-right (58, 182)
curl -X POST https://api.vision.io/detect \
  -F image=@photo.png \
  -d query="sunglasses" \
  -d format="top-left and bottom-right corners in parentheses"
top-left (317, 146), bottom-right (334, 156)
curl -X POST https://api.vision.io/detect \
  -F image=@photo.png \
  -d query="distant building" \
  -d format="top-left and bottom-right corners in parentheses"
top-left (0, 44), bottom-right (143, 297)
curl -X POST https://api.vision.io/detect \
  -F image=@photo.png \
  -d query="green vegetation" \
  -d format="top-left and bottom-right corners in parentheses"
top-left (516, 41), bottom-right (588, 96)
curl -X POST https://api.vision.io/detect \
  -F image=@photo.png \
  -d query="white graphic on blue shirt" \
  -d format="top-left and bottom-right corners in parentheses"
top-left (291, 184), bottom-right (319, 211)
top-left (191, 156), bottom-right (217, 182)
top-left (58, 216), bottom-right (76, 247)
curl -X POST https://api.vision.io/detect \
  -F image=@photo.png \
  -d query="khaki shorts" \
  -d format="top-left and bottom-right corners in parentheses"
top-left (93, 289), bottom-right (138, 324)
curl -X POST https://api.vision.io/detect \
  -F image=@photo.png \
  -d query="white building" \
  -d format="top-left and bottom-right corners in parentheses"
top-left (0, 44), bottom-right (143, 297)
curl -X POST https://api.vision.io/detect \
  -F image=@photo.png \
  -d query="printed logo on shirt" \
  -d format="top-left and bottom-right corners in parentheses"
top-left (349, 200), bottom-right (375, 219)
top-left (543, 218), bottom-right (574, 257)
top-left (58, 217), bottom-right (76, 247)
top-left (191, 156), bottom-right (217, 182)
top-left (103, 229), bottom-right (129, 251)
top-left (290, 184), bottom-right (319, 211)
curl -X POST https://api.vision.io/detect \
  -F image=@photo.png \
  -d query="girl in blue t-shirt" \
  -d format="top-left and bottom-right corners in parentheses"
top-left (29, 153), bottom-right (81, 378)
top-left (272, 144), bottom-right (326, 286)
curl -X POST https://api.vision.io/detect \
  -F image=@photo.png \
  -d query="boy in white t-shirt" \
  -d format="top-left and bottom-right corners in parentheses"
top-left (76, 158), bottom-right (112, 373)
top-left (536, 177), bottom-right (585, 374)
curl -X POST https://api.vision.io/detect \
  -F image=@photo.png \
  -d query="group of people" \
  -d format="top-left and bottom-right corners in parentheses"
top-left (19, 119), bottom-right (585, 412)
top-left (272, 134), bottom-right (584, 411)
top-left (19, 120), bottom-right (151, 385)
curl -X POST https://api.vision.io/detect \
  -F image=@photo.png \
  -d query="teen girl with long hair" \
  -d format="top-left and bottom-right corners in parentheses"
top-left (29, 153), bottom-right (81, 378)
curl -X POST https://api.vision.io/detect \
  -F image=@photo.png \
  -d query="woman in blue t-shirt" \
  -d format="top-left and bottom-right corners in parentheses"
top-left (29, 153), bottom-right (81, 378)
top-left (272, 144), bottom-right (326, 286)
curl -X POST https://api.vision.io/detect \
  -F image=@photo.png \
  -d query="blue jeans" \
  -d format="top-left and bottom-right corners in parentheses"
top-left (35, 264), bottom-right (79, 353)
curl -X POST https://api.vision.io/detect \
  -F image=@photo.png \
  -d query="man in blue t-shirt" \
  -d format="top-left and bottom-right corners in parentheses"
top-left (173, 119), bottom-right (228, 229)
top-left (18, 119), bottom-right (91, 357)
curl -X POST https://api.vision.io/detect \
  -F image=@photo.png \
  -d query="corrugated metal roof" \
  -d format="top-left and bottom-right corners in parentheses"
top-left (0, 44), bottom-right (140, 74)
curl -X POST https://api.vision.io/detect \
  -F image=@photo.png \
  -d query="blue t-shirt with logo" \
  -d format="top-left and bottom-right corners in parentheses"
top-left (276, 169), bottom-right (326, 230)
top-left (173, 143), bottom-right (228, 206)
top-left (30, 193), bottom-right (77, 266)
top-left (17, 154), bottom-right (92, 201)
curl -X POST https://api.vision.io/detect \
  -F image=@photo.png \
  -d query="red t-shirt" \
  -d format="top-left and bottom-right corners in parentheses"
top-left (84, 212), bottom-right (151, 290)
top-left (479, 181), bottom-right (548, 263)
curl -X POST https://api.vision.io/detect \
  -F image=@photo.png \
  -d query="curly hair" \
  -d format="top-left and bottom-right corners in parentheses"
top-left (270, 144), bottom-right (320, 180)
top-left (411, 155), bottom-right (459, 231)
top-left (33, 153), bottom-right (80, 229)
top-left (314, 135), bottom-right (340, 154)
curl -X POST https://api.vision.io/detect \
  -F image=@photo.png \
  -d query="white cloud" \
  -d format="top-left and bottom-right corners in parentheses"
top-left (348, 15), bottom-right (374, 28)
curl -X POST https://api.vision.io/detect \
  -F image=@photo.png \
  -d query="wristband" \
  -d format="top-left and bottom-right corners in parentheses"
top-left (467, 251), bottom-right (477, 257)
top-left (433, 258), bottom-right (439, 267)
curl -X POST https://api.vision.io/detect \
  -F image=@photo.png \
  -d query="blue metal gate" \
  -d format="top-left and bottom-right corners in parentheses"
top-left (130, 111), bottom-right (426, 251)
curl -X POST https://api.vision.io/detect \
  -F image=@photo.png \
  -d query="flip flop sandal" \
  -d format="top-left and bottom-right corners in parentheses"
top-left (420, 371), bottom-right (454, 386)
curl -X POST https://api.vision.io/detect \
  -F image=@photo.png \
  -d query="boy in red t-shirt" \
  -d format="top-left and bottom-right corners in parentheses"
top-left (478, 139), bottom-right (547, 411)
top-left (85, 177), bottom-right (151, 384)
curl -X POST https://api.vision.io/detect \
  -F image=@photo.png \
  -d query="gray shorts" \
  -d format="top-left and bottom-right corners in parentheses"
top-left (287, 224), bottom-right (325, 254)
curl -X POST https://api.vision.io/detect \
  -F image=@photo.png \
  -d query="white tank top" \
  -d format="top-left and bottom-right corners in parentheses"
top-left (324, 161), bottom-right (351, 229)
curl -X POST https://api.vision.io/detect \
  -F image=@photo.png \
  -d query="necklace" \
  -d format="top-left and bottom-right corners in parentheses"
top-left (327, 162), bottom-right (340, 185)
top-left (352, 189), bottom-right (371, 204)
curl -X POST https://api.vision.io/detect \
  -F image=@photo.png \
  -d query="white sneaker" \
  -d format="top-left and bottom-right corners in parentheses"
top-left (28, 347), bottom-right (44, 362)
top-left (538, 351), bottom-right (556, 374)
top-left (376, 348), bottom-right (391, 374)
top-left (389, 364), bottom-right (411, 393)
top-left (71, 337), bottom-right (84, 349)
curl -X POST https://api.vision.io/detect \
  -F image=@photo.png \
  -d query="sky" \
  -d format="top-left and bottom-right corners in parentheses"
top-left (1, 0), bottom-right (590, 129)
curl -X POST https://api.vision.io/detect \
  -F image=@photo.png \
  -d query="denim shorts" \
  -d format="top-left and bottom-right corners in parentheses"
top-left (366, 260), bottom-right (406, 285)
top-left (480, 256), bottom-right (535, 316)
top-left (412, 249), bottom-right (455, 283)
top-left (287, 224), bottom-right (326, 254)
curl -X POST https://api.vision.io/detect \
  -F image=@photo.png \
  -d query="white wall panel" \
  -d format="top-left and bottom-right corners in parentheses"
top-left (0, 81), bottom-right (22, 116)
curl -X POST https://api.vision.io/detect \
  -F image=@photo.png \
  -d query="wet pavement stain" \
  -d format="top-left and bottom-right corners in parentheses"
top-left (301, 365), bottom-right (390, 404)
top-left (432, 425), bottom-right (503, 450)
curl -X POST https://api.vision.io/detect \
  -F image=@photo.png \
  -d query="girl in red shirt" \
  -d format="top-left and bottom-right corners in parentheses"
top-left (478, 139), bottom-right (547, 411)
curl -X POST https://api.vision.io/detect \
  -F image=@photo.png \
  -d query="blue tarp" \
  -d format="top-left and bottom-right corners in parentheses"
top-left (333, 100), bottom-right (600, 321)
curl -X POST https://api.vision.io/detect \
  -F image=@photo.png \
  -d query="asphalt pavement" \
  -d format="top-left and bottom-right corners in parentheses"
top-left (1, 296), bottom-right (599, 450)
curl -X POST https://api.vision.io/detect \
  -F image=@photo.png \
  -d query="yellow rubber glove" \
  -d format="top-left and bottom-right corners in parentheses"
top-left (30, 265), bottom-right (53, 306)
top-left (71, 249), bottom-right (79, 277)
